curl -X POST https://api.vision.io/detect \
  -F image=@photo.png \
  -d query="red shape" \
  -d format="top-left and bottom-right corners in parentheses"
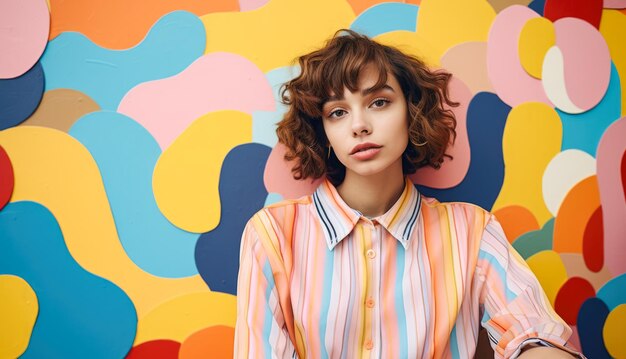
top-left (554, 277), bottom-right (596, 325)
top-left (622, 152), bottom-right (626, 201)
top-left (0, 145), bottom-right (14, 210)
top-left (583, 206), bottom-right (604, 272)
top-left (125, 340), bottom-right (180, 359)
top-left (544, 0), bottom-right (603, 29)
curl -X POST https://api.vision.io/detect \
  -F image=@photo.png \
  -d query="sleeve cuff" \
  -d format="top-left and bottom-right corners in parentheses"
top-left (510, 338), bottom-right (587, 359)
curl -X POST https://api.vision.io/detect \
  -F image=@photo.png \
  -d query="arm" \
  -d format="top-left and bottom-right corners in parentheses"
top-left (234, 218), bottom-right (296, 358)
top-left (476, 216), bottom-right (584, 359)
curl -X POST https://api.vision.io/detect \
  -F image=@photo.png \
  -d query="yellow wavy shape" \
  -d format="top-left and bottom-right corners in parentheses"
top-left (153, 111), bottom-right (252, 233)
top-left (492, 102), bottom-right (562, 226)
top-left (604, 304), bottom-right (626, 359)
top-left (374, 30), bottom-right (440, 67)
top-left (201, 0), bottom-right (354, 72)
top-left (0, 127), bottom-right (208, 318)
top-left (0, 275), bottom-right (38, 359)
top-left (526, 250), bottom-right (568, 307)
top-left (519, 17), bottom-right (555, 79)
top-left (416, 0), bottom-right (496, 62)
top-left (135, 291), bottom-right (236, 345)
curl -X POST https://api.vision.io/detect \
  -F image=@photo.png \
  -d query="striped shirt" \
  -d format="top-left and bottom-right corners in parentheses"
top-left (234, 178), bottom-right (581, 358)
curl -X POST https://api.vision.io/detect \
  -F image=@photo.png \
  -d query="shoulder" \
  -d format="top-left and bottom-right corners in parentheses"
top-left (246, 194), bottom-right (315, 236)
top-left (419, 194), bottom-right (493, 226)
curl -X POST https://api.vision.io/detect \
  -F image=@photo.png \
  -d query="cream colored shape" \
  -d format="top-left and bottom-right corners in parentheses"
top-left (542, 46), bottom-right (584, 114)
top-left (441, 41), bottom-right (493, 94)
top-left (153, 111), bottom-right (252, 233)
top-left (599, 10), bottom-right (626, 117)
top-left (518, 17), bottom-right (555, 79)
top-left (542, 149), bottom-right (596, 217)
top-left (526, 250), bottom-right (568, 306)
top-left (201, 0), bottom-right (354, 72)
top-left (0, 127), bottom-right (208, 318)
top-left (135, 291), bottom-right (236, 345)
top-left (559, 253), bottom-right (613, 292)
top-left (416, 0), bottom-right (496, 63)
top-left (0, 275), bottom-right (38, 359)
top-left (487, 0), bottom-right (532, 13)
top-left (374, 30), bottom-right (441, 67)
top-left (492, 102), bottom-right (562, 226)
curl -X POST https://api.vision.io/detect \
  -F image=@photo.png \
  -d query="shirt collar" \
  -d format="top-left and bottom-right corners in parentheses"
top-left (313, 177), bottom-right (422, 250)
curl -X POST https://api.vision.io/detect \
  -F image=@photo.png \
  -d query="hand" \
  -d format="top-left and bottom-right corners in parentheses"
top-left (517, 346), bottom-right (578, 358)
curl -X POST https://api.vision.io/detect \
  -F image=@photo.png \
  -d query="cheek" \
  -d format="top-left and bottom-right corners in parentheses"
top-left (323, 122), bottom-right (346, 145)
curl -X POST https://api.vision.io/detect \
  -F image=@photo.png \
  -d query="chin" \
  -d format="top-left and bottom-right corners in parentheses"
top-left (347, 163), bottom-right (396, 178)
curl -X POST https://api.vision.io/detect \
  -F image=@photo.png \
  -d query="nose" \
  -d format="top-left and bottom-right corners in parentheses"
top-left (351, 110), bottom-right (372, 137)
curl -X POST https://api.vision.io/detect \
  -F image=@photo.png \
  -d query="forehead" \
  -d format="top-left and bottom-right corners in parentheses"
top-left (326, 66), bottom-right (399, 99)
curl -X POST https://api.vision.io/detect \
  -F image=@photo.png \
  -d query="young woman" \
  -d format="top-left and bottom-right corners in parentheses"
top-left (234, 30), bottom-right (584, 359)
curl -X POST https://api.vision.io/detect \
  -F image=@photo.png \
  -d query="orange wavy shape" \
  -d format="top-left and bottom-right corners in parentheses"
top-left (179, 326), bottom-right (234, 359)
top-left (49, 0), bottom-right (239, 49)
top-left (553, 176), bottom-right (601, 254)
top-left (493, 205), bottom-right (540, 244)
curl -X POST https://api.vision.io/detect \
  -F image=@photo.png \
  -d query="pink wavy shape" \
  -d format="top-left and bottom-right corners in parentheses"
top-left (603, 0), bottom-right (626, 8)
top-left (487, 5), bottom-right (552, 108)
top-left (118, 52), bottom-right (275, 149)
top-left (239, 0), bottom-right (270, 11)
top-left (264, 143), bottom-right (324, 200)
top-left (0, 0), bottom-right (50, 79)
top-left (410, 76), bottom-right (472, 188)
top-left (597, 116), bottom-right (626, 276)
top-left (555, 18), bottom-right (611, 112)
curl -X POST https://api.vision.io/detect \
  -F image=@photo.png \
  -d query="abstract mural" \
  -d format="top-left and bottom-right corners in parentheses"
top-left (1, 0), bottom-right (625, 357)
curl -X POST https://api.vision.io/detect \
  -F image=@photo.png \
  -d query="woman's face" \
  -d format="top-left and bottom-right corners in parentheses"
top-left (321, 64), bottom-right (409, 181)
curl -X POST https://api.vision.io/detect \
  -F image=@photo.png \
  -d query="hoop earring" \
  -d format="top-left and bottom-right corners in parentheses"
top-left (327, 145), bottom-right (332, 159)
top-left (410, 138), bottom-right (428, 147)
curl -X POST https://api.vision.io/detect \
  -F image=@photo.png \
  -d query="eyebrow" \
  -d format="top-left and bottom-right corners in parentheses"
top-left (326, 84), bottom-right (395, 103)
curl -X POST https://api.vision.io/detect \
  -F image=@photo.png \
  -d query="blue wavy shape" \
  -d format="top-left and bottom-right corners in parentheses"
top-left (577, 297), bottom-right (611, 358)
top-left (528, 0), bottom-right (546, 16)
top-left (252, 66), bottom-right (294, 147)
top-left (69, 111), bottom-right (199, 278)
top-left (195, 143), bottom-right (271, 294)
top-left (350, 3), bottom-right (419, 37)
top-left (264, 192), bottom-right (284, 206)
top-left (558, 62), bottom-right (621, 157)
top-left (0, 62), bottom-right (44, 130)
top-left (40, 11), bottom-right (205, 110)
top-left (417, 92), bottom-right (511, 211)
top-left (0, 201), bottom-right (136, 358)
top-left (597, 272), bottom-right (626, 311)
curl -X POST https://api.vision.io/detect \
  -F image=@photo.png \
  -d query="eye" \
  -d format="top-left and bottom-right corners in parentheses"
top-left (329, 109), bottom-right (347, 118)
top-left (371, 98), bottom-right (389, 108)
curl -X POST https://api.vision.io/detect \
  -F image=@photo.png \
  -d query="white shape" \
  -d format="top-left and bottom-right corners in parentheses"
top-left (542, 46), bottom-right (584, 114)
top-left (543, 149), bottom-right (597, 216)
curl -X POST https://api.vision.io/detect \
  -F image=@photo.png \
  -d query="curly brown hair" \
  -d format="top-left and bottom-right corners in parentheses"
top-left (276, 29), bottom-right (458, 186)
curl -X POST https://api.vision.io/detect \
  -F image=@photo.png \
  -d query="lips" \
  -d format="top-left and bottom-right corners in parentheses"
top-left (350, 142), bottom-right (382, 155)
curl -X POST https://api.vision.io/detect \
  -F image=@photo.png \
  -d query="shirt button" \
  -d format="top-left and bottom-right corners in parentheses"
top-left (366, 249), bottom-right (376, 259)
top-left (364, 339), bottom-right (373, 350)
top-left (366, 298), bottom-right (375, 308)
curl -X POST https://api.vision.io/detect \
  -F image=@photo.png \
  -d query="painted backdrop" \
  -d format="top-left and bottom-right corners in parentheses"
top-left (0, 0), bottom-right (625, 358)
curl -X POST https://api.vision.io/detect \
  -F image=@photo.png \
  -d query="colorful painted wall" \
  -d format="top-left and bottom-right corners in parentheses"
top-left (1, 0), bottom-right (625, 358)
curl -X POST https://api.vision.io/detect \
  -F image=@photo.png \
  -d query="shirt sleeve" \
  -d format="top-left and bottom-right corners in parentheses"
top-left (234, 216), bottom-right (297, 359)
top-left (475, 215), bottom-right (585, 359)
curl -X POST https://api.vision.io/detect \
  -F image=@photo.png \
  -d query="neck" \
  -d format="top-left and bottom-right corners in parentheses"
top-left (336, 161), bottom-right (405, 218)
